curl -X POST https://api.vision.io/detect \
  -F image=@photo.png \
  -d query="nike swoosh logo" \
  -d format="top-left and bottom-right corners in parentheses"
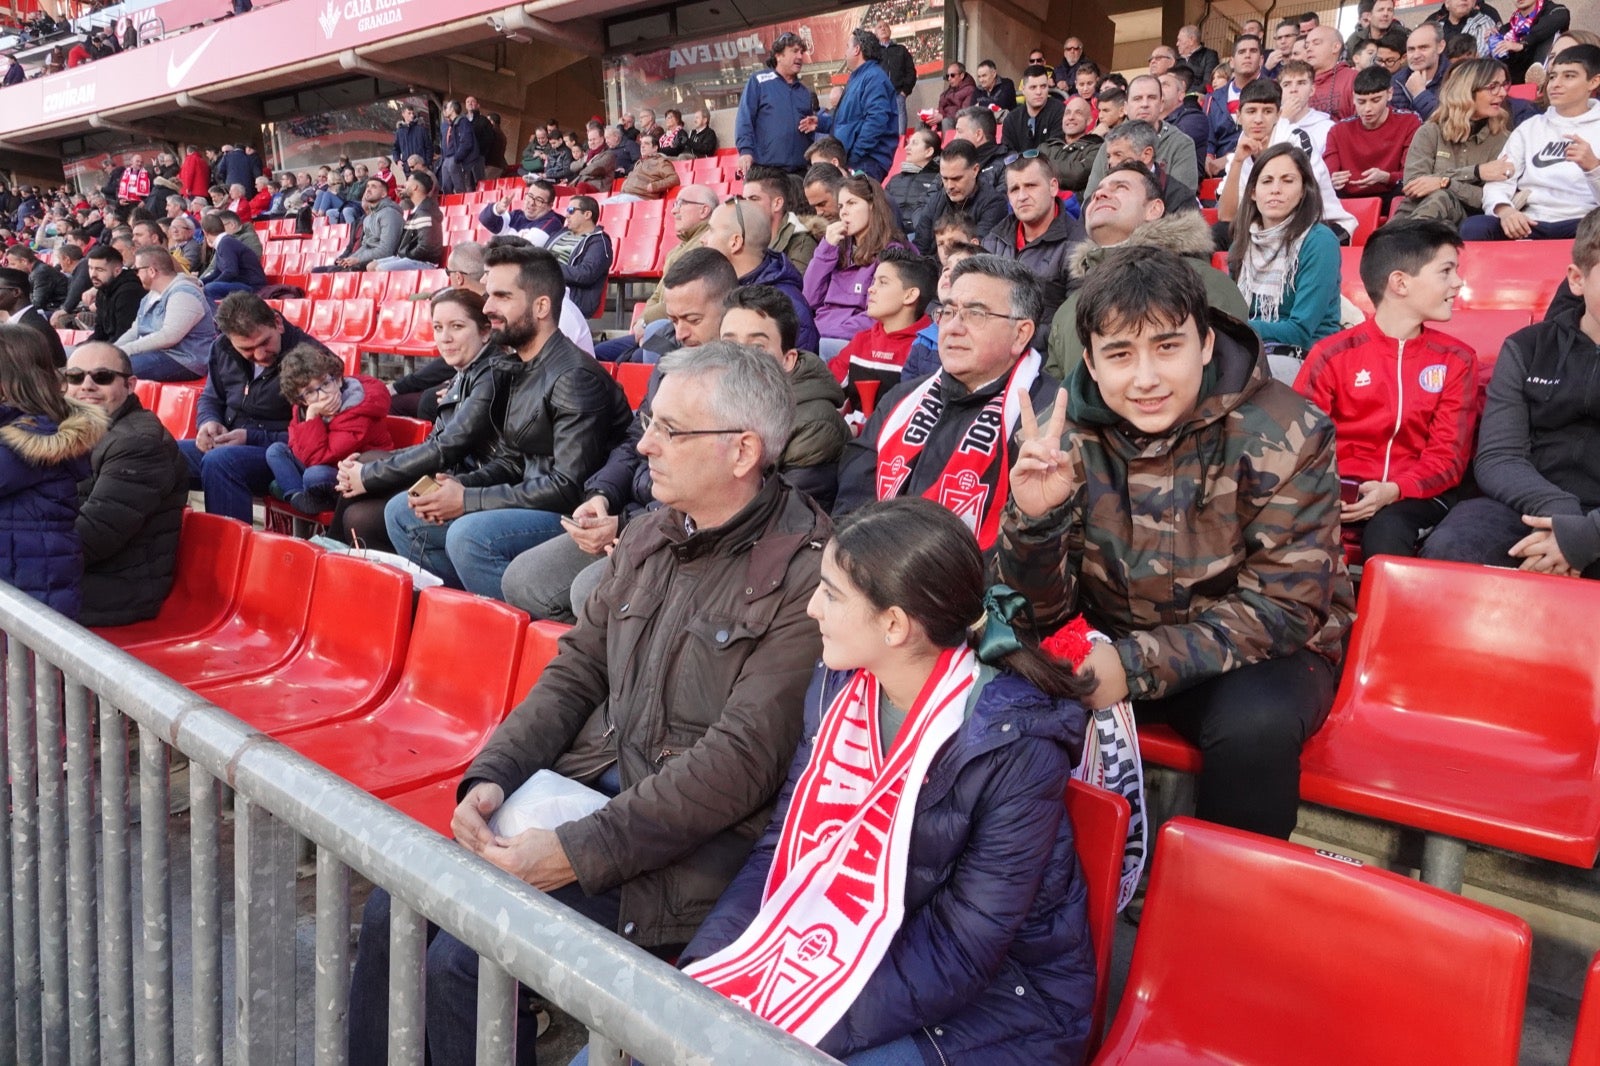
top-left (166, 31), bottom-right (219, 90)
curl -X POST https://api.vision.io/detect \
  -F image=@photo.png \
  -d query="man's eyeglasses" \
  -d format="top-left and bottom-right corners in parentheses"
top-left (1064, 45), bottom-right (1082, 52)
top-left (638, 411), bottom-right (746, 442)
top-left (64, 368), bottom-right (130, 386)
top-left (933, 302), bottom-right (1027, 328)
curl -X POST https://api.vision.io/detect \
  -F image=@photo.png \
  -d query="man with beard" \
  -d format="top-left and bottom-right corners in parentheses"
top-left (385, 243), bottom-right (632, 597)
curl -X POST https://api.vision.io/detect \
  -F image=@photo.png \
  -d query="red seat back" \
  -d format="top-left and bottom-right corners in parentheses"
top-left (1343, 196), bottom-right (1382, 246)
top-left (613, 362), bottom-right (653, 409)
top-left (93, 511), bottom-right (250, 647)
top-left (327, 272), bottom-right (361, 301)
top-left (511, 621), bottom-right (570, 705)
top-left (1064, 780), bottom-right (1129, 1055)
top-left (1097, 818), bottom-right (1532, 1065)
top-left (384, 271), bottom-right (422, 301)
top-left (278, 298), bottom-right (312, 330)
top-left (366, 301), bottom-right (416, 350)
top-left (299, 551), bottom-right (412, 695)
top-left (154, 385), bottom-right (200, 439)
top-left (387, 588), bottom-right (525, 729)
top-left (356, 273), bottom-right (388, 302)
top-left (332, 298), bottom-right (376, 344)
top-left (133, 379), bottom-right (161, 408)
top-left (307, 299), bottom-right (343, 342)
top-left (1572, 952), bottom-right (1600, 1066)
top-left (1458, 240), bottom-right (1569, 310)
top-left (384, 415), bottom-right (431, 449)
top-left (305, 273), bottom-right (334, 300)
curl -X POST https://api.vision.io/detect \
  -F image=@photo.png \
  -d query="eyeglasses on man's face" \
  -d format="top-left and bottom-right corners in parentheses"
top-left (638, 411), bottom-right (746, 442)
top-left (932, 301), bottom-right (1026, 328)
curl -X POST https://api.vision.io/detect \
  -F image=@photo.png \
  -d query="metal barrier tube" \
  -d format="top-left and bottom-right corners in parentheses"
top-left (234, 794), bottom-right (297, 1066)
top-left (475, 960), bottom-right (516, 1066)
top-left (98, 698), bottom-right (134, 1066)
top-left (35, 660), bottom-right (69, 1062)
top-left (191, 764), bottom-right (224, 1066)
top-left (138, 725), bottom-right (175, 1066)
top-left (388, 898), bottom-right (427, 1066)
top-left (314, 847), bottom-right (350, 1066)
top-left (0, 583), bottom-right (834, 1066)
top-left (0, 636), bottom-right (15, 1066)
top-left (8, 638), bottom-right (42, 1066)
top-left (64, 680), bottom-right (101, 1066)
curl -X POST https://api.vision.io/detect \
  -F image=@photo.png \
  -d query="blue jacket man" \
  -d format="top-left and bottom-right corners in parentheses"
top-left (1390, 52), bottom-right (1449, 121)
top-left (393, 107), bottom-right (433, 171)
top-left (735, 32), bottom-right (816, 173)
top-left (813, 32), bottom-right (900, 181)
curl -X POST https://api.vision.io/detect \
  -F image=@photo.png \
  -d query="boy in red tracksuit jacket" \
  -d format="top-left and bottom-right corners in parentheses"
top-left (265, 344), bottom-right (394, 514)
top-left (831, 248), bottom-right (936, 422)
top-left (1295, 218), bottom-right (1482, 560)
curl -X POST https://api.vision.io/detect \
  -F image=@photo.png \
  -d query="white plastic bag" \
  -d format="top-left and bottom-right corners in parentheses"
top-left (488, 770), bottom-right (609, 838)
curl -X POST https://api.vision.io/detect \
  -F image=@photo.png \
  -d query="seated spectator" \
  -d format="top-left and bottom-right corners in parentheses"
top-left (973, 58), bottom-right (1018, 112)
top-left (545, 195), bottom-right (612, 318)
top-left (4, 244), bottom-right (67, 315)
top-left (116, 247), bottom-right (217, 382)
top-left (1277, 59), bottom-right (1336, 159)
top-left (335, 288), bottom-right (504, 550)
top-left (1328, 65), bottom-right (1423, 211)
top-left (197, 213), bottom-right (265, 302)
top-left (247, 176), bottom-right (273, 219)
top-left (1207, 36), bottom-right (1263, 172)
top-left (684, 107), bottom-right (719, 157)
top-left (682, 496), bottom-right (1095, 1064)
top-left (1099, 120), bottom-right (1200, 215)
top-left (978, 152), bottom-right (1088, 331)
top-left (1295, 219), bottom-right (1481, 559)
top-left (1348, 0), bottom-right (1411, 57)
top-left (1466, 44), bottom-right (1600, 240)
top-left (939, 61), bottom-right (978, 124)
top-left (384, 244), bottom-right (630, 596)
top-left (835, 254), bottom-right (1057, 550)
top-left (1001, 245), bottom-right (1353, 838)
top-left (1093, 87), bottom-right (1128, 136)
top-left (702, 198), bottom-right (819, 353)
top-left (1075, 62), bottom-right (1104, 102)
top-left (1306, 25), bottom-right (1359, 120)
top-left (1490, 0), bottom-right (1569, 84)
top-left (1217, 78), bottom-right (1359, 243)
top-left (1161, 63), bottom-right (1212, 178)
top-left (1229, 145), bottom-right (1344, 373)
top-left (1050, 95), bottom-right (1104, 196)
top-left (954, 105), bottom-right (1014, 187)
top-left (368, 171), bottom-right (444, 271)
top-left (478, 180), bottom-right (563, 246)
top-left (656, 109), bottom-right (689, 156)
top-left (1433, 0), bottom-right (1499, 57)
top-left (349, 340), bottom-right (827, 1066)
top-left (0, 324), bottom-right (105, 619)
top-left (1423, 206), bottom-right (1600, 577)
top-left (84, 245), bottom-right (147, 351)
top-left (608, 131), bottom-right (680, 204)
top-left (1083, 74), bottom-right (1202, 200)
top-left (570, 125), bottom-right (620, 193)
top-left (803, 163), bottom-right (846, 222)
top-left (901, 243), bottom-right (981, 382)
top-left (54, 244), bottom-right (90, 321)
top-left (610, 123), bottom-right (640, 174)
top-left (1394, 58), bottom-right (1515, 225)
top-left (833, 248), bottom-right (936, 407)
top-left (805, 175), bottom-right (910, 359)
top-left (1047, 163), bottom-right (1248, 381)
top-left (909, 139), bottom-right (1009, 254)
top-left (183, 293), bottom-right (333, 523)
top-left (1393, 24), bottom-right (1451, 118)
top-left (63, 342), bottom-right (188, 625)
top-left (0, 266), bottom-right (65, 368)
top-left (1002, 64), bottom-right (1065, 152)
top-left (218, 210), bottom-right (263, 259)
top-left (743, 168), bottom-right (823, 276)
top-left (314, 179), bottom-right (402, 273)
top-left (886, 129), bottom-right (942, 234)
top-left (168, 214), bottom-right (204, 272)
top-left (266, 345), bottom-right (394, 514)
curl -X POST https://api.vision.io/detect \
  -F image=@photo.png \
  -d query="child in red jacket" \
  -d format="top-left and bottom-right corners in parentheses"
top-left (1294, 218), bottom-right (1483, 559)
top-left (831, 248), bottom-right (936, 420)
top-left (266, 344), bottom-right (393, 513)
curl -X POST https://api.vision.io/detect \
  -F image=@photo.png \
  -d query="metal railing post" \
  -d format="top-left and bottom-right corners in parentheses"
top-left (313, 847), bottom-right (350, 1066)
top-left (0, 635), bottom-right (15, 1066)
top-left (64, 680), bottom-right (101, 1066)
top-left (138, 725), bottom-right (175, 1066)
top-left (8, 638), bottom-right (42, 1066)
top-left (387, 899), bottom-right (427, 1066)
top-left (475, 961), bottom-right (516, 1066)
top-left (234, 793), bottom-right (298, 1066)
top-left (191, 764), bottom-right (224, 1066)
top-left (35, 660), bottom-right (69, 1062)
top-left (98, 699), bottom-right (134, 1066)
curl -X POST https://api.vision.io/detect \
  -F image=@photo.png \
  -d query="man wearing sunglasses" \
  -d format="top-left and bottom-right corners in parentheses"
top-left (939, 62), bottom-right (978, 126)
top-left (64, 342), bottom-right (188, 627)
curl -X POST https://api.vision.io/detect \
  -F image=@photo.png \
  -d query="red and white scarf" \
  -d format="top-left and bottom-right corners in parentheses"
top-left (873, 352), bottom-right (1041, 549)
top-left (685, 647), bottom-right (979, 1044)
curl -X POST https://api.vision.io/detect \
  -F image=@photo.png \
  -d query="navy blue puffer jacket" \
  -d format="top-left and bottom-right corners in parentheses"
top-left (0, 401), bottom-right (107, 619)
top-left (685, 664), bottom-right (1096, 1065)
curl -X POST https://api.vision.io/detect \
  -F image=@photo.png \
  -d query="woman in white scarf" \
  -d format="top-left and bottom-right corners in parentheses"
top-left (1227, 143), bottom-right (1344, 377)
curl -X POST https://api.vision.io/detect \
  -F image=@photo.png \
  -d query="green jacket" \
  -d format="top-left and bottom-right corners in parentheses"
top-left (996, 312), bottom-right (1354, 701)
top-left (1045, 210), bottom-right (1248, 383)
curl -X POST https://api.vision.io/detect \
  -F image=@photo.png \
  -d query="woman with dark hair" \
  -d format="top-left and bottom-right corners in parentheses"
top-left (331, 288), bottom-right (504, 550)
top-left (885, 128), bottom-right (942, 234)
top-left (658, 108), bottom-right (689, 156)
top-left (804, 174), bottom-right (909, 359)
top-left (680, 497), bottom-right (1096, 1066)
top-left (0, 324), bottom-right (106, 618)
top-left (1393, 58), bottom-right (1515, 224)
top-left (1228, 143), bottom-right (1342, 369)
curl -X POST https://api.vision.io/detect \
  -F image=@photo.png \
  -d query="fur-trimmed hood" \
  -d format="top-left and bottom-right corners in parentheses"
top-left (1, 400), bottom-right (108, 466)
top-left (1067, 208), bottom-right (1215, 279)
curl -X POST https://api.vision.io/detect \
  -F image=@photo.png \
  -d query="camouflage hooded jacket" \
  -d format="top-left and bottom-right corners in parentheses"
top-left (995, 311), bottom-right (1355, 701)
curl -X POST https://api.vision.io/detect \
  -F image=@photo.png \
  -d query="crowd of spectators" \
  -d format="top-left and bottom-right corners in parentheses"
top-left (3, 10), bottom-right (1599, 1065)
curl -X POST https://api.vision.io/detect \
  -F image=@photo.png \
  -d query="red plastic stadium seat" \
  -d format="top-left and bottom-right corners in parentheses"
top-left (92, 512), bottom-right (250, 651)
top-left (1342, 196), bottom-right (1382, 246)
top-left (1065, 780), bottom-right (1130, 1055)
top-left (280, 588), bottom-right (526, 797)
top-left (154, 385), bottom-right (200, 439)
top-left (278, 298), bottom-right (312, 330)
top-left (384, 270), bottom-right (422, 301)
top-left (1507, 81), bottom-right (1539, 101)
top-left (1437, 308), bottom-right (1534, 378)
top-left (613, 362), bottom-right (653, 409)
top-left (132, 379), bottom-right (161, 408)
top-left (327, 271), bottom-right (362, 301)
top-left (329, 298), bottom-right (377, 345)
top-left (1094, 818), bottom-right (1532, 1066)
top-left (1198, 177), bottom-right (1221, 202)
top-left (365, 301), bottom-right (434, 357)
top-left (304, 273), bottom-right (334, 300)
top-left (1339, 245), bottom-right (1373, 316)
top-left (128, 532), bottom-right (319, 688)
top-left (195, 551), bottom-right (411, 733)
top-left (616, 241), bottom-right (658, 278)
top-left (355, 273), bottom-right (388, 302)
top-left (1300, 557), bottom-right (1600, 868)
top-left (1458, 240), bottom-right (1570, 310)
top-left (512, 620), bottom-right (569, 704)
top-left (416, 268), bottom-right (449, 295)
top-left (1136, 723), bottom-right (1202, 773)
top-left (1572, 952), bottom-right (1600, 1066)
top-left (386, 415), bottom-right (431, 448)
top-left (307, 299), bottom-right (343, 342)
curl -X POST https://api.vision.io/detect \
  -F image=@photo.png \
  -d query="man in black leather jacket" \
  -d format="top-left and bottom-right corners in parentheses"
top-left (384, 243), bottom-right (631, 596)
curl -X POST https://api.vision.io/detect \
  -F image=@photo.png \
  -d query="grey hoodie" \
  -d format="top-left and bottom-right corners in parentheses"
top-left (348, 196), bottom-right (404, 265)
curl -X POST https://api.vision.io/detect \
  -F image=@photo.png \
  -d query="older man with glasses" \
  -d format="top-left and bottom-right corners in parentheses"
top-left (594, 183), bottom-right (720, 362)
top-left (1053, 37), bottom-right (1090, 92)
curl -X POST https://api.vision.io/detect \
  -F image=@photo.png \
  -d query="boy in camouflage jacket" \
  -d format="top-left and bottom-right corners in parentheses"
top-left (997, 245), bottom-right (1355, 839)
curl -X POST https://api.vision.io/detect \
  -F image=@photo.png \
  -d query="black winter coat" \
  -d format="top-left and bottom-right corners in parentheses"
top-left (196, 322), bottom-right (333, 446)
top-left (456, 332), bottom-right (631, 513)
top-left (28, 261), bottom-right (68, 314)
top-left (360, 347), bottom-right (505, 495)
top-left (89, 270), bottom-right (145, 345)
top-left (76, 396), bottom-right (188, 627)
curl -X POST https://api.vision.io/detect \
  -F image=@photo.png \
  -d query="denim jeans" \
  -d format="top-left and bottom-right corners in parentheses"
top-left (372, 256), bottom-right (439, 272)
top-left (204, 280), bottom-right (258, 302)
top-left (264, 442), bottom-right (338, 511)
top-left (129, 349), bottom-right (204, 382)
top-left (179, 439), bottom-right (274, 524)
top-left (384, 494), bottom-right (566, 597)
top-left (1459, 215), bottom-right (1582, 241)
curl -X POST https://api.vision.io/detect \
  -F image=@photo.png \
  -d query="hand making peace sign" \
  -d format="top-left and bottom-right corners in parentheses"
top-left (1010, 386), bottom-right (1078, 518)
